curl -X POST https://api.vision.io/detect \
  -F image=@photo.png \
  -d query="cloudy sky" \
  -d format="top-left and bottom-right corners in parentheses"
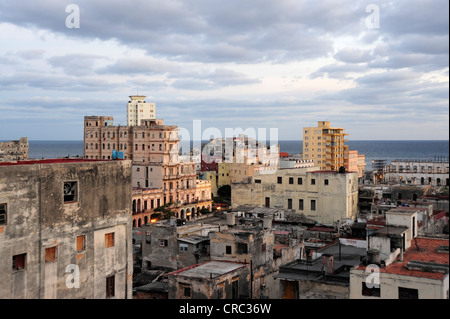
top-left (0, 0), bottom-right (448, 141)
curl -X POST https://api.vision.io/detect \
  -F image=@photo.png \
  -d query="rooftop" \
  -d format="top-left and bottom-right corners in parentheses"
top-left (167, 260), bottom-right (248, 279)
top-left (356, 237), bottom-right (449, 280)
top-left (387, 207), bottom-right (422, 215)
top-left (369, 226), bottom-right (408, 237)
top-left (0, 158), bottom-right (114, 166)
top-left (276, 240), bottom-right (366, 283)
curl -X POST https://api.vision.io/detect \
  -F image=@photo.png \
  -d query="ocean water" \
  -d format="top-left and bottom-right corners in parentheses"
top-left (25, 140), bottom-right (449, 171)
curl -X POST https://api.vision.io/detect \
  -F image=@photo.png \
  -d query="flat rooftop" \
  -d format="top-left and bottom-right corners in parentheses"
top-left (0, 158), bottom-right (115, 166)
top-left (370, 226), bottom-right (408, 237)
top-left (167, 260), bottom-right (248, 279)
top-left (356, 237), bottom-right (449, 280)
top-left (387, 207), bottom-right (422, 214)
top-left (276, 241), bottom-right (366, 282)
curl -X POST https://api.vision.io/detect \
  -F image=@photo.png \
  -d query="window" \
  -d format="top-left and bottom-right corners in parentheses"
top-left (289, 177), bottom-right (294, 184)
top-left (0, 203), bottom-right (6, 225)
top-left (179, 243), bottom-right (188, 252)
top-left (311, 179), bottom-right (316, 185)
top-left (277, 177), bottom-right (282, 184)
top-left (299, 199), bottom-right (304, 210)
top-left (105, 232), bottom-right (115, 248)
top-left (12, 253), bottom-right (26, 271)
top-left (63, 181), bottom-right (78, 203)
top-left (183, 286), bottom-right (192, 298)
top-left (261, 243), bottom-right (266, 252)
top-left (297, 178), bottom-right (303, 185)
top-left (77, 235), bottom-right (85, 252)
top-left (288, 198), bottom-right (293, 209)
top-left (106, 275), bottom-right (115, 298)
top-left (324, 179), bottom-right (329, 185)
top-left (159, 239), bottom-right (168, 247)
top-left (226, 245), bottom-right (232, 254)
top-left (145, 232), bottom-right (151, 244)
top-left (45, 246), bottom-right (57, 263)
top-left (255, 179), bottom-right (261, 184)
top-left (362, 282), bottom-right (380, 297)
top-left (311, 200), bottom-right (316, 211)
top-left (236, 243), bottom-right (248, 254)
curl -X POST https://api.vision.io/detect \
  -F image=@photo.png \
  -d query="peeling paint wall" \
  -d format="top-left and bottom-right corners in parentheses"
top-left (0, 160), bottom-right (133, 299)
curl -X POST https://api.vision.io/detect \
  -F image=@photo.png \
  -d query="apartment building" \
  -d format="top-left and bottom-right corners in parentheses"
top-left (0, 159), bottom-right (133, 299)
top-left (84, 116), bottom-right (178, 163)
top-left (84, 109), bottom-right (212, 225)
top-left (127, 95), bottom-right (156, 126)
top-left (231, 167), bottom-right (359, 225)
top-left (303, 121), bottom-right (349, 171)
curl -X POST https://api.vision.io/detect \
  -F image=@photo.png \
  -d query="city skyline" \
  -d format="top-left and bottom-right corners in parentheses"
top-left (0, 0), bottom-right (448, 141)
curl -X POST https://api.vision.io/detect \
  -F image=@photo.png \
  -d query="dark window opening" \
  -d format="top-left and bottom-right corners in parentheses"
top-left (299, 199), bottom-right (304, 210)
top-left (106, 275), bottom-right (115, 298)
top-left (12, 253), bottom-right (26, 271)
top-left (289, 177), bottom-right (294, 184)
top-left (0, 203), bottom-right (6, 225)
top-left (236, 243), bottom-right (248, 254)
top-left (277, 177), bottom-right (282, 184)
top-left (398, 287), bottom-right (418, 299)
top-left (226, 245), bottom-right (232, 254)
top-left (362, 282), bottom-right (380, 297)
top-left (63, 181), bottom-right (78, 203)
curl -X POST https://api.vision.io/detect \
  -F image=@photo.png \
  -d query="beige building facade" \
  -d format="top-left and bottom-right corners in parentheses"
top-left (231, 167), bottom-right (359, 225)
top-left (126, 95), bottom-right (156, 126)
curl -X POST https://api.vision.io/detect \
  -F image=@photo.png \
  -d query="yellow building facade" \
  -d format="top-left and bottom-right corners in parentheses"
top-left (303, 121), bottom-right (349, 171)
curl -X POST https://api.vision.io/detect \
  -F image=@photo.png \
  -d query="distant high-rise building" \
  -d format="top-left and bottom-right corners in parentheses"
top-left (302, 121), bottom-right (349, 171)
top-left (127, 95), bottom-right (156, 126)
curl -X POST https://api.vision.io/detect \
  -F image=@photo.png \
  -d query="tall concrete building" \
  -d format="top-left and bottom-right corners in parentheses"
top-left (127, 95), bottom-right (156, 126)
top-left (84, 96), bottom-right (213, 226)
top-left (303, 121), bottom-right (349, 171)
top-left (0, 159), bottom-right (133, 299)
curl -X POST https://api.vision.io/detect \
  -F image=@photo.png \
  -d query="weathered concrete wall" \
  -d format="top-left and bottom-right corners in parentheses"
top-left (231, 168), bottom-right (358, 225)
top-left (168, 264), bottom-right (250, 299)
top-left (0, 160), bottom-right (133, 299)
top-left (141, 224), bottom-right (178, 270)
